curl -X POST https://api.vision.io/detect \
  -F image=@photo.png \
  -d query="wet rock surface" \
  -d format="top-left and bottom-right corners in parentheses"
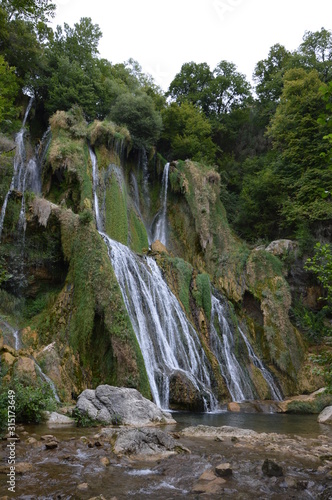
top-left (0, 422), bottom-right (331, 499)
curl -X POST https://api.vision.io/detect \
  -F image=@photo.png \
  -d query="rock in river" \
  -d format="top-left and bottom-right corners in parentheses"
top-left (75, 385), bottom-right (176, 426)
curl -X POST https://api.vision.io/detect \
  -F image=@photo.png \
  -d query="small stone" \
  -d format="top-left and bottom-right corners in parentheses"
top-left (262, 459), bottom-right (283, 477)
top-left (192, 477), bottom-right (226, 494)
top-left (215, 463), bottom-right (232, 477)
top-left (41, 434), bottom-right (56, 441)
top-left (199, 469), bottom-right (217, 481)
top-left (100, 457), bottom-right (110, 467)
top-left (45, 441), bottom-right (58, 450)
top-left (284, 476), bottom-right (297, 488)
top-left (77, 483), bottom-right (89, 491)
top-left (26, 437), bottom-right (38, 445)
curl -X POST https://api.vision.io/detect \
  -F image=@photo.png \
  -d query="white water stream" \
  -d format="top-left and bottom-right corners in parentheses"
top-left (90, 147), bottom-right (283, 408)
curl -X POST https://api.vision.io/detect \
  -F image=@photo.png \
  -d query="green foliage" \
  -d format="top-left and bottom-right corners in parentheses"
top-left (161, 102), bottom-right (216, 163)
top-left (71, 407), bottom-right (100, 428)
top-left (305, 243), bottom-right (332, 310)
top-left (79, 208), bottom-right (94, 225)
top-left (290, 301), bottom-right (327, 343)
top-left (0, 375), bottom-right (57, 428)
top-left (0, 55), bottom-right (19, 132)
top-left (286, 393), bottom-right (332, 413)
top-left (109, 92), bottom-right (162, 149)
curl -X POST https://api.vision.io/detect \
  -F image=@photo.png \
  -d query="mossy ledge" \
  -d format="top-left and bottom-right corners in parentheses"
top-left (29, 197), bottom-right (150, 401)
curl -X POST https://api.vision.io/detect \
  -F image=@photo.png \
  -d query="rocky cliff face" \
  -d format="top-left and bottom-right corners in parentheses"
top-left (0, 109), bottom-right (321, 406)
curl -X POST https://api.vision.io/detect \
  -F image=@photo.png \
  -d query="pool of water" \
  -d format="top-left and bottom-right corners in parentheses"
top-left (171, 410), bottom-right (332, 438)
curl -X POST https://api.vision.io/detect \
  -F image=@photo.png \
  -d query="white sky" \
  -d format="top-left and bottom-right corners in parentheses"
top-left (52, 0), bottom-right (332, 90)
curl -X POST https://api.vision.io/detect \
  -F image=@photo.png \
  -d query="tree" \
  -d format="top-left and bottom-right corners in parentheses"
top-left (0, 55), bottom-right (19, 130)
top-left (167, 62), bottom-right (213, 115)
top-left (109, 92), bottom-right (162, 149)
top-left (210, 60), bottom-right (252, 115)
top-left (253, 44), bottom-right (292, 125)
top-left (267, 68), bottom-right (332, 229)
top-left (267, 68), bottom-right (327, 175)
top-left (160, 102), bottom-right (216, 163)
top-left (298, 27), bottom-right (332, 82)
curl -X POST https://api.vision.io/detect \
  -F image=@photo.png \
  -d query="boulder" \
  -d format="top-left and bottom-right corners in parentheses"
top-left (76, 385), bottom-right (176, 426)
top-left (44, 411), bottom-right (74, 425)
top-left (265, 239), bottom-right (298, 256)
top-left (101, 427), bottom-right (188, 458)
top-left (318, 406), bottom-right (332, 425)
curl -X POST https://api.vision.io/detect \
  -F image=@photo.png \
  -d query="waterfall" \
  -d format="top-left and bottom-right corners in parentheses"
top-left (89, 149), bottom-right (282, 409)
top-left (101, 233), bottom-right (217, 410)
top-left (0, 317), bottom-right (20, 350)
top-left (151, 162), bottom-right (170, 246)
top-left (0, 97), bottom-right (43, 241)
top-left (238, 327), bottom-right (283, 400)
top-left (89, 147), bottom-right (102, 231)
top-left (33, 359), bottom-right (60, 403)
top-left (210, 292), bottom-right (283, 402)
top-left (210, 294), bottom-right (255, 401)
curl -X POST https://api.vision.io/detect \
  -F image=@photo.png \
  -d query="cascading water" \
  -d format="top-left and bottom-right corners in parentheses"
top-left (89, 147), bottom-right (216, 410)
top-left (101, 234), bottom-right (217, 410)
top-left (33, 359), bottom-right (60, 402)
top-left (0, 317), bottom-right (20, 350)
top-left (0, 98), bottom-right (34, 241)
top-left (210, 294), bottom-right (255, 401)
top-left (90, 147), bottom-right (283, 409)
top-left (238, 327), bottom-right (283, 400)
top-left (89, 147), bottom-right (102, 231)
top-left (151, 162), bottom-right (170, 246)
top-left (210, 292), bottom-right (283, 402)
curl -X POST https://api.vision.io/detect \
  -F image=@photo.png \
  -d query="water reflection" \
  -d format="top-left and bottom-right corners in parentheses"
top-left (172, 410), bottom-right (332, 438)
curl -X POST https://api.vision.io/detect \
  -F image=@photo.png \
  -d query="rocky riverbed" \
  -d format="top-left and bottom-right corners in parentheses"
top-left (0, 418), bottom-right (332, 499)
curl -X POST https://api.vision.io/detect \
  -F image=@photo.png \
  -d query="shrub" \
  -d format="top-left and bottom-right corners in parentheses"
top-left (0, 375), bottom-right (57, 429)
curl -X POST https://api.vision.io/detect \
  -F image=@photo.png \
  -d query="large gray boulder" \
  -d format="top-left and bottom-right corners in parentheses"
top-left (101, 427), bottom-right (187, 457)
top-left (76, 385), bottom-right (176, 426)
top-left (318, 405), bottom-right (332, 425)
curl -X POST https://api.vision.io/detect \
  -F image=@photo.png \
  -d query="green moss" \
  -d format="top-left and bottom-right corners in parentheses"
top-left (129, 208), bottom-right (149, 253)
top-left (104, 170), bottom-right (128, 245)
top-left (286, 394), bottom-right (332, 414)
top-left (193, 273), bottom-right (212, 320)
top-left (166, 257), bottom-right (193, 315)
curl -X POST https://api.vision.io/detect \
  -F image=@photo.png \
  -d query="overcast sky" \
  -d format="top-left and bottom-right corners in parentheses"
top-left (52, 0), bottom-right (332, 90)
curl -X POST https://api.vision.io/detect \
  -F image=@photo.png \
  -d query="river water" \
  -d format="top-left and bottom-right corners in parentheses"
top-left (1, 411), bottom-right (331, 499)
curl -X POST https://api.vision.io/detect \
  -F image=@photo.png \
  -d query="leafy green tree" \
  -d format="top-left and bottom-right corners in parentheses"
top-left (167, 62), bottom-right (213, 115)
top-left (305, 243), bottom-right (332, 309)
top-left (267, 68), bottom-right (332, 229)
top-left (0, 55), bottom-right (19, 130)
top-left (298, 27), bottom-right (332, 83)
top-left (253, 43), bottom-right (292, 126)
top-left (109, 92), bottom-right (162, 149)
top-left (160, 101), bottom-right (216, 162)
top-left (210, 60), bottom-right (252, 115)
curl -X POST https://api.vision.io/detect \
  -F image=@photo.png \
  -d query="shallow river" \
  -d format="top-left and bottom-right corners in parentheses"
top-left (1, 411), bottom-right (331, 499)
